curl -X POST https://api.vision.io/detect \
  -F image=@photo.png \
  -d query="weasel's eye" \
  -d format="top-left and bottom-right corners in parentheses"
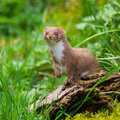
top-left (55, 32), bottom-right (58, 36)
top-left (46, 32), bottom-right (48, 35)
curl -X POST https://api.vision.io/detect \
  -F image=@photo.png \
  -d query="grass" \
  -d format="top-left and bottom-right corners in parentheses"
top-left (74, 29), bottom-right (120, 47)
top-left (0, 34), bottom-right (67, 120)
top-left (0, 0), bottom-right (120, 120)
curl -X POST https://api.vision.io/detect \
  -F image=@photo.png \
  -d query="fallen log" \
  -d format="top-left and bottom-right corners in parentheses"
top-left (30, 70), bottom-right (120, 119)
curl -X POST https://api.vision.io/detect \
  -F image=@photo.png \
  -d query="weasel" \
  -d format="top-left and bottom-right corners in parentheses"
top-left (43, 27), bottom-right (101, 80)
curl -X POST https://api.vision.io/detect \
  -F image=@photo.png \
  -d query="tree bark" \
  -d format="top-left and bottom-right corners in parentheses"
top-left (30, 70), bottom-right (120, 119)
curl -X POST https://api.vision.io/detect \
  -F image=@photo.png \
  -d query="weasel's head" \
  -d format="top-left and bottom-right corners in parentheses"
top-left (43, 27), bottom-right (65, 42)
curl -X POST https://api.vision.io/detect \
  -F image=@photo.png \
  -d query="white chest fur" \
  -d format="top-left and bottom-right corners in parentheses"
top-left (48, 40), bottom-right (65, 63)
top-left (47, 40), bottom-right (66, 72)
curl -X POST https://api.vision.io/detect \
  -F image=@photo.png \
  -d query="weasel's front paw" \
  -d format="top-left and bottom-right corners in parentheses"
top-left (55, 70), bottom-right (61, 78)
top-left (56, 73), bottom-right (61, 78)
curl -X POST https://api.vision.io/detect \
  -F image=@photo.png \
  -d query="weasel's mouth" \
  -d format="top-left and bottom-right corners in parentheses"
top-left (47, 36), bottom-right (54, 40)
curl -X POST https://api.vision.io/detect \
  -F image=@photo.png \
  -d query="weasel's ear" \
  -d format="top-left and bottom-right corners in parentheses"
top-left (43, 27), bottom-right (48, 34)
top-left (43, 27), bottom-right (48, 39)
top-left (58, 27), bottom-right (65, 38)
top-left (58, 27), bottom-right (65, 34)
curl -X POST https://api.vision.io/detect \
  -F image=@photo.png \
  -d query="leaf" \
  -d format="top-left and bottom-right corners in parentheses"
top-left (76, 23), bottom-right (88, 30)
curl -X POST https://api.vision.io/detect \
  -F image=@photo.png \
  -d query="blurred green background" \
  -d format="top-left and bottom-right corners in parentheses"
top-left (0, 0), bottom-right (120, 119)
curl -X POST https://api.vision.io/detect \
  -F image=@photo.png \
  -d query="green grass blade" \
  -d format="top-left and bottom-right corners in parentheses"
top-left (74, 29), bottom-right (120, 47)
top-left (97, 56), bottom-right (120, 60)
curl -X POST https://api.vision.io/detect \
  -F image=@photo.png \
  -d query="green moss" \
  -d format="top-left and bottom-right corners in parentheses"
top-left (66, 102), bottom-right (120, 120)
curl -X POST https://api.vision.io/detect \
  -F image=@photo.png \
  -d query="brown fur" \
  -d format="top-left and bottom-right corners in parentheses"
top-left (43, 27), bottom-right (101, 80)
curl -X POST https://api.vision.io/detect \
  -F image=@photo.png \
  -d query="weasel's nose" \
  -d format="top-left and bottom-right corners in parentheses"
top-left (48, 36), bottom-right (53, 39)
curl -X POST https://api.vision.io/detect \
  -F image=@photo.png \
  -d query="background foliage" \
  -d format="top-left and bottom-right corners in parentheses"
top-left (0, 0), bottom-right (120, 119)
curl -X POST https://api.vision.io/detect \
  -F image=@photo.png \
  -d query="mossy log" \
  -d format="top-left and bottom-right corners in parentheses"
top-left (30, 70), bottom-right (120, 119)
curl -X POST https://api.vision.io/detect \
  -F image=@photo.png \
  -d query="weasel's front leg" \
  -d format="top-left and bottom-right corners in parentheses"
top-left (66, 73), bottom-right (73, 81)
top-left (53, 62), bottom-right (61, 78)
